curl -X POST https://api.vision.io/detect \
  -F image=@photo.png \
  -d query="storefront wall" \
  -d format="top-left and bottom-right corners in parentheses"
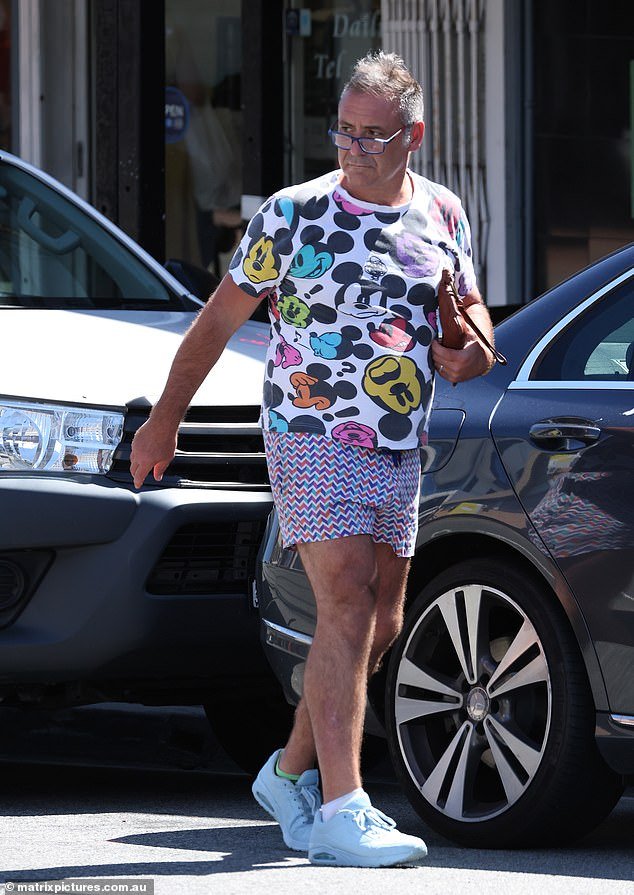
top-left (14, 0), bottom-right (90, 199)
top-left (532, 1), bottom-right (634, 296)
top-left (162, 0), bottom-right (382, 278)
top-left (13, 1), bottom-right (633, 306)
top-left (161, 1), bottom-right (504, 300)
top-left (0, 0), bottom-right (11, 152)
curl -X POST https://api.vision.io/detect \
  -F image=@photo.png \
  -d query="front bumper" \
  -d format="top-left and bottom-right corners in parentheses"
top-left (0, 476), bottom-right (272, 687)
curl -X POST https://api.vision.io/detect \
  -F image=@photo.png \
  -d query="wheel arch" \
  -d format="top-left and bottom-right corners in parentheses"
top-left (406, 527), bottom-right (609, 713)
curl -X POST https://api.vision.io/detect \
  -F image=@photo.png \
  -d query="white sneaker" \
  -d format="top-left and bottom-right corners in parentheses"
top-left (308, 792), bottom-right (428, 867)
top-left (252, 749), bottom-right (321, 851)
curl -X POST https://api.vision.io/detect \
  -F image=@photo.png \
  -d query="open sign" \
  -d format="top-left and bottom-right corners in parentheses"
top-left (165, 86), bottom-right (190, 143)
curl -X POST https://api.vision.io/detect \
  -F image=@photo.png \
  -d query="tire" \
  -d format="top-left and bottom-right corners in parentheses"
top-left (204, 678), bottom-right (295, 775)
top-left (361, 732), bottom-right (389, 774)
top-left (385, 558), bottom-right (624, 848)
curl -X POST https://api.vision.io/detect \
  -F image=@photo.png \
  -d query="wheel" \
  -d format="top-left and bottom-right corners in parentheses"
top-left (204, 677), bottom-right (295, 775)
top-left (385, 558), bottom-right (624, 848)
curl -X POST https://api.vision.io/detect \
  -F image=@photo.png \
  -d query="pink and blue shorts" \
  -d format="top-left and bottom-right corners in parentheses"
top-left (263, 431), bottom-right (421, 557)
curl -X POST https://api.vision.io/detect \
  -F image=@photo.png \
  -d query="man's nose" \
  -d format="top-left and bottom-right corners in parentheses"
top-left (349, 137), bottom-right (365, 156)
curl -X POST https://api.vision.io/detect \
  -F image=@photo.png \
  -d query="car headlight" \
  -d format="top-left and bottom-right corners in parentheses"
top-left (0, 400), bottom-right (124, 474)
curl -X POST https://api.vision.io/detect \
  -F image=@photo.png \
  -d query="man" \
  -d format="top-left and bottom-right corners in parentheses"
top-left (131, 51), bottom-right (496, 867)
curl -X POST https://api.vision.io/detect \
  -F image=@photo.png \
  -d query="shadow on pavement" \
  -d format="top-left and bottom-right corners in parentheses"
top-left (0, 760), bottom-right (631, 882)
top-left (0, 704), bottom-right (632, 883)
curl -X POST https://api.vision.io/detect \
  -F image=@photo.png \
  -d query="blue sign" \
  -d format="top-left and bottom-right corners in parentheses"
top-left (165, 86), bottom-right (189, 143)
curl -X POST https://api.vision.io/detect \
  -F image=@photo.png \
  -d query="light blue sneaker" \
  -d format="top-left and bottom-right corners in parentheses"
top-left (308, 792), bottom-right (428, 867)
top-left (252, 749), bottom-right (321, 851)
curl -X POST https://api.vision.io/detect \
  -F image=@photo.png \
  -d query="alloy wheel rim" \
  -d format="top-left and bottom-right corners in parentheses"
top-left (393, 582), bottom-right (552, 822)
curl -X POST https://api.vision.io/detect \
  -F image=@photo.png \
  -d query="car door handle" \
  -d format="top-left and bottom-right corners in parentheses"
top-left (529, 419), bottom-right (601, 449)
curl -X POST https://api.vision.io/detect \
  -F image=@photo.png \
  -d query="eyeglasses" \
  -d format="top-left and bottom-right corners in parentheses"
top-left (328, 127), bottom-right (404, 155)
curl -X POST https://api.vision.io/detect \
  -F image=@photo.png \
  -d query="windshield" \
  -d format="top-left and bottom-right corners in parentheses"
top-left (0, 162), bottom-right (182, 309)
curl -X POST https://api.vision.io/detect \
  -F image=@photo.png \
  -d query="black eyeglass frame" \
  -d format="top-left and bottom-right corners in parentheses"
top-left (327, 127), bottom-right (406, 155)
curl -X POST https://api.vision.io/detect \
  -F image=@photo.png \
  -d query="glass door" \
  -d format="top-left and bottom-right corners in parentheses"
top-left (165, 0), bottom-right (242, 278)
top-left (283, 1), bottom-right (381, 185)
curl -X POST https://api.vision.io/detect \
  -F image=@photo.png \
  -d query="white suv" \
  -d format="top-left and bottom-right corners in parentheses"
top-left (0, 152), bottom-right (288, 771)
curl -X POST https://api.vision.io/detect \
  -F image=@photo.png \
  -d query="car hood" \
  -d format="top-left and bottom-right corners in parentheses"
top-left (1, 309), bottom-right (270, 408)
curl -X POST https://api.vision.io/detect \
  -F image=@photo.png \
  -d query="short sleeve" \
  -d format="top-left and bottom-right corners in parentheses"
top-left (227, 195), bottom-right (296, 299)
top-left (454, 204), bottom-right (478, 297)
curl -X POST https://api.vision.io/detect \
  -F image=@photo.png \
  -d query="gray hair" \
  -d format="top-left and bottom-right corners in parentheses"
top-left (342, 51), bottom-right (424, 126)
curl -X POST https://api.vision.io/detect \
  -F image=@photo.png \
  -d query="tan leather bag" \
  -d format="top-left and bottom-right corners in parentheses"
top-left (438, 268), bottom-right (507, 364)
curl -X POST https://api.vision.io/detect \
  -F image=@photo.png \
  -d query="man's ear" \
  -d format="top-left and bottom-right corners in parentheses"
top-left (408, 121), bottom-right (425, 151)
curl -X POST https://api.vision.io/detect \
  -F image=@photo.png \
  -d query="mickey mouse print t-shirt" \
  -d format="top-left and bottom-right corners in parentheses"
top-left (228, 169), bottom-right (477, 451)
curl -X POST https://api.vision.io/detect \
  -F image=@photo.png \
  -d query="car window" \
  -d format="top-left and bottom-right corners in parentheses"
top-left (531, 276), bottom-right (634, 382)
top-left (0, 163), bottom-right (180, 309)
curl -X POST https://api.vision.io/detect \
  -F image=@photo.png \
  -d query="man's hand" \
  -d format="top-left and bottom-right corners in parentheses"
top-left (130, 417), bottom-right (179, 489)
top-left (432, 286), bottom-right (496, 384)
top-left (431, 332), bottom-right (494, 385)
top-left (128, 274), bottom-right (264, 489)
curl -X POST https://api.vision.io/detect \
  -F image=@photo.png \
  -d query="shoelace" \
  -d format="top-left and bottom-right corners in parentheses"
top-left (350, 806), bottom-right (397, 832)
top-left (296, 781), bottom-right (321, 820)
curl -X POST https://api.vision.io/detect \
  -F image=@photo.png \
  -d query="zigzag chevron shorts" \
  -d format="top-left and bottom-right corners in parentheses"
top-left (263, 432), bottom-right (421, 557)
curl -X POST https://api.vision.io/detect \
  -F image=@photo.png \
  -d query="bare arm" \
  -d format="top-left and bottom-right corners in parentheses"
top-left (430, 287), bottom-right (496, 384)
top-left (130, 274), bottom-right (262, 488)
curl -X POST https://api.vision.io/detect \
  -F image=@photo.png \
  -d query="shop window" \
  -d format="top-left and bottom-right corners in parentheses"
top-left (532, 1), bottom-right (634, 294)
top-left (284, 1), bottom-right (381, 185)
top-left (165, 1), bottom-right (242, 279)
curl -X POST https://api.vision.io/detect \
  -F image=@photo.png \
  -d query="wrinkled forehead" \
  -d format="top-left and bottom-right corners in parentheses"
top-left (337, 88), bottom-right (402, 127)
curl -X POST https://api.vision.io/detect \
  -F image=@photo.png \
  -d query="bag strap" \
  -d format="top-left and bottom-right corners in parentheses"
top-left (446, 274), bottom-right (508, 366)
top-left (457, 305), bottom-right (508, 365)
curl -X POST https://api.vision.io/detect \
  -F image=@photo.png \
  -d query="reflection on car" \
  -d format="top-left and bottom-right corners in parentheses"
top-left (258, 244), bottom-right (634, 847)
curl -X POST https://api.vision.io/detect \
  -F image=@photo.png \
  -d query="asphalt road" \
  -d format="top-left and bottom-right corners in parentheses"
top-left (0, 706), bottom-right (632, 895)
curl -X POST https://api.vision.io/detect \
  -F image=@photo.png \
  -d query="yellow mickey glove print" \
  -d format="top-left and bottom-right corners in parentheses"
top-left (243, 236), bottom-right (279, 283)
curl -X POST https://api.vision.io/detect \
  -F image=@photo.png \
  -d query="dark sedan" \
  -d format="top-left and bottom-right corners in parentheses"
top-left (256, 243), bottom-right (634, 848)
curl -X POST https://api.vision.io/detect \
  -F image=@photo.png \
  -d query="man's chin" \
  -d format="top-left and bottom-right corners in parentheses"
top-left (341, 166), bottom-right (375, 186)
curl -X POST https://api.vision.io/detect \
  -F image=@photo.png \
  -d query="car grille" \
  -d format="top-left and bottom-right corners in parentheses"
top-left (147, 520), bottom-right (267, 595)
top-left (109, 405), bottom-right (269, 489)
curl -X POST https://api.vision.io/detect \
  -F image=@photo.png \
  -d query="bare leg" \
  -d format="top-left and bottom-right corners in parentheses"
top-left (279, 537), bottom-right (410, 802)
top-left (277, 699), bottom-right (316, 775)
top-left (369, 541), bottom-right (410, 672)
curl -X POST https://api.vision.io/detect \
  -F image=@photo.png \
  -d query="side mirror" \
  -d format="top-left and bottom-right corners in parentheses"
top-left (165, 258), bottom-right (220, 302)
